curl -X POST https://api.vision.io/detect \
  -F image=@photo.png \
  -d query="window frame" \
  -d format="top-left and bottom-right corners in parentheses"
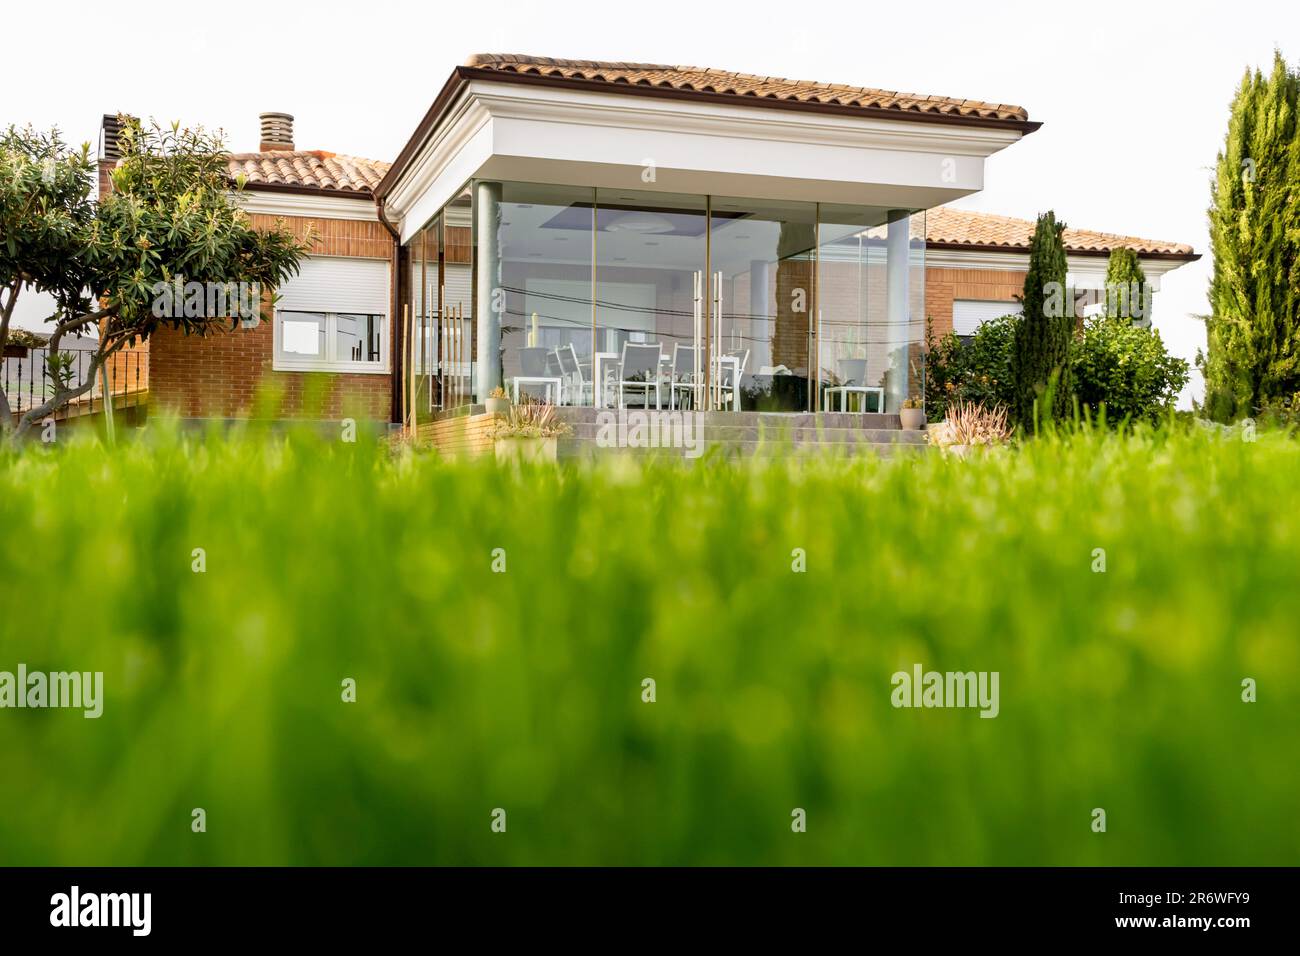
top-left (273, 309), bottom-right (390, 374)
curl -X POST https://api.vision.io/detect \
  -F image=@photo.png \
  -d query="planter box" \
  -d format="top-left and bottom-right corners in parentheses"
top-left (485, 397), bottom-right (510, 417)
top-left (3, 344), bottom-right (30, 358)
top-left (494, 435), bottom-right (558, 464)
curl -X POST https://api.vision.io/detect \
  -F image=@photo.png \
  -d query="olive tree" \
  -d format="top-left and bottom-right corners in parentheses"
top-left (0, 118), bottom-right (308, 439)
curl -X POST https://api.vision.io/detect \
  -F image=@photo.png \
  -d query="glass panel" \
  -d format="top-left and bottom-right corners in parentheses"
top-left (335, 314), bottom-right (382, 364)
top-left (595, 189), bottom-right (707, 410)
top-left (281, 312), bottom-right (326, 358)
top-left (443, 187), bottom-right (473, 406)
top-left (709, 197), bottom-right (817, 411)
top-left (816, 206), bottom-right (926, 414)
top-left (405, 229), bottom-right (424, 414)
top-left (491, 182), bottom-right (594, 405)
top-left (421, 218), bottom-right (440, 411)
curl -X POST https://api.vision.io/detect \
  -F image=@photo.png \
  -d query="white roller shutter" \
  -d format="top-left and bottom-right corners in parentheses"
top-left (277, 256), bottom-right (390, 315)
top-left (953, 299), bottom-right (1022, 337)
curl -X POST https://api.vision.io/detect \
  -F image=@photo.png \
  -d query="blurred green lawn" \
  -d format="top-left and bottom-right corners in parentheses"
top-left (0, 421), bottom-right (1296, 865)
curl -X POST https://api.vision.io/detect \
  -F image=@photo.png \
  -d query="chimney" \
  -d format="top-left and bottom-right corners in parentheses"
top-left (98, 113), bottom-right (135, 199)
top-left (259, 112), bottom-right (295, 152)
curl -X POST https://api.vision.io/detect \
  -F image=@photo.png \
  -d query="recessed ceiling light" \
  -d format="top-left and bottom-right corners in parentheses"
top-left (608, 211), bottom-right (674, 234)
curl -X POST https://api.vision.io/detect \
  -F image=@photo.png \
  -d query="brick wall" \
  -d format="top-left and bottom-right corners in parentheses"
top-left (148, 210), bottom-right (396, 421)
top-left (924, 266), bottom-right (1026, 339)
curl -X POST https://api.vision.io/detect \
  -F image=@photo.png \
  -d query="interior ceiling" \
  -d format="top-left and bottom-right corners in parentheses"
top-left (498, 201), bottom-right (895, 273)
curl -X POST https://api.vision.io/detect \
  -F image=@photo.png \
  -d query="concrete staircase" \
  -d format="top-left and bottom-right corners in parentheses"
top-left (550, 408), bottom-right (929, 460)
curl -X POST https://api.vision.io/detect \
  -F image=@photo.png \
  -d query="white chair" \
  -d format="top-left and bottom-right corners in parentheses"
top-left (617, 342), bottom-right (663, 410)
top-left (554, 344), bottom-right (590, 406)
top-left (669, 343), bottom-right (700, 410)
top-left (512, 346), bottom-right (562, 404)
top-left (715, 355), bottom-right (742, 411)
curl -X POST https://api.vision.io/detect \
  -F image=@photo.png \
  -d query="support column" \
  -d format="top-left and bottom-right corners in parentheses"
top-left (474, 181), bottom-right (503, 402)
top-left (885, 212), bottom-right (911, 415)
top-left (749, 259), bottom-right (770, 371)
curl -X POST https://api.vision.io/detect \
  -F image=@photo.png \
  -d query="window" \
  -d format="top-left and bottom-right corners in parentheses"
top-left (953, 299), bottom-right (1022, 345)
top-left (273, 257), bottom-right (390, 372)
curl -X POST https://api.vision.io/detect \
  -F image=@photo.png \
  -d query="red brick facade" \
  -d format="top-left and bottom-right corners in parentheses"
top-left (147, 211), bottom-right (397, 421)
top-left (924, 267), bottom-right (1026, 339)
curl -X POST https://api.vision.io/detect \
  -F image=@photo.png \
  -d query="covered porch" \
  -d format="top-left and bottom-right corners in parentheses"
top-left (378, 55), bottom-right (1035, 424)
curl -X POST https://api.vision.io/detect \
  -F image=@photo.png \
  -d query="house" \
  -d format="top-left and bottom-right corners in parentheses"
top-left (111, 54), bottom-right (1197, 432)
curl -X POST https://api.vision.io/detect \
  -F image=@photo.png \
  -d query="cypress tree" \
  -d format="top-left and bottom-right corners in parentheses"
top-left (1011, 211), bottom-right (1074, 428)
top-left (1104, 247), bottom-right (1151, 324)
top-left (1201, 52), bottom-right (1300, 421)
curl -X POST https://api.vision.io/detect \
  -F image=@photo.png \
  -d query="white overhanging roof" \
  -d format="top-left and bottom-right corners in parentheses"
top-left (382, 79), bottom-right (1034, 245)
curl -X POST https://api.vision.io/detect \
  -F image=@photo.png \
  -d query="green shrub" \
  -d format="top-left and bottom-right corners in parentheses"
top-left (1072, 317), bottom-right (1189, 424)
top-left (924, 313), bottom-right (1018, 422)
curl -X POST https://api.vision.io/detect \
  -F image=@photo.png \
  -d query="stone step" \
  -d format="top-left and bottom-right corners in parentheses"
top-left (556, 438), bottom-right (924, 460)
top-left (560, 423), bottom-right (928, 444)
top-left (550, 408), bottom-right (903, 430)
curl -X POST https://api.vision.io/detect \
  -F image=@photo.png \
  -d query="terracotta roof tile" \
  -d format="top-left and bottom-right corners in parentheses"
top-left (224, 149), bottom-right (1192, 259)
top-left (925, 206), bottom-right (1195, 258)
top-left (227, 150), bottom-right (391, 193)
top-left (462, 53), bottom-right (1031, 123)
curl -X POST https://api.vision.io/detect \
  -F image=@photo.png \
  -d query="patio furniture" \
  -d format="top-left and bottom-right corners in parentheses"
top-left (823, 358), bottom-right (884, 413)
top-left (713, 354), bottom-right (742, 411)
top-left (617, 342), bottom-right (664, 409)
top-left (554, 344), bottom-right (591, 406)
top-left (669, 343), bottom-right (701, 410)
top-left (512, 346), bottom-right (562, 404)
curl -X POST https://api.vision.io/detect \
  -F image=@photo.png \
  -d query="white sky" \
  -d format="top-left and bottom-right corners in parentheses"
top-left (6, 0), bottom-right (1298, 405)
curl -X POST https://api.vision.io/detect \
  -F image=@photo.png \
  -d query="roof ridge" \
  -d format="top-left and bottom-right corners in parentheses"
top-left (461, 53), bottom-right (1030, 122)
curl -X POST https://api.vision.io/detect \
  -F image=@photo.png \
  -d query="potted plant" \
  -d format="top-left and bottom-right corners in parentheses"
top-left (485, 386), bottom-right (511, 418)
top-left (900, 396), bottom-right (926, 430)
top-left (490, 400), bottom-right (572, 463)
top-left (928, 400), bottom-right (1011, 457)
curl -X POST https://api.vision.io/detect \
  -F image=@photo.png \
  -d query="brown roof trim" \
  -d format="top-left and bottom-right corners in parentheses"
top-left (235, 179), bottom-right (377, 201)
top-left (376, 65), bottom-right (1041, 200)
top-left (926, 240), bottom-right (1201, 263)
top-left (375, 68), bottom-right (471, 201)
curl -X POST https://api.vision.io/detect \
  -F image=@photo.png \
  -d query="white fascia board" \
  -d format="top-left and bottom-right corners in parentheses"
top-left (387, 91), bottom-right (493, 243)
top-left (477, 81), bottom-right (1018, 207)
top-left (235, 190), bottom-right (379, 222)
top-left (382, 80), bottom-right (1028, 238)
top-left (927, 247), bottom-right (1187, 291)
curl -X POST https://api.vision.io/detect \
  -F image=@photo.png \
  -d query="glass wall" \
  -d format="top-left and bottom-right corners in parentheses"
top-left (488, 183), bottom-right (594, 404)
top-left (710, 197), bottom-right (818, 411)
top-left (596, 189), bottom-right (707, 409)
top-left (443, 186), bottom-right (474, 407)
top-left (403, 180), bottom-right (925, 414)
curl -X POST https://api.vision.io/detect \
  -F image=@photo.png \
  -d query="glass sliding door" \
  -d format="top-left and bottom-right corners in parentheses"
top-left (442, 187), bottom-right (473, 407)
top-left (708, 198), bottom-right (818, 411)
top-left (595, 189), bottom-right (707, 409)
top-left (816, 206), bottom-right (926, 414)
top-left (485, 182), bottom-right (594, 405)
